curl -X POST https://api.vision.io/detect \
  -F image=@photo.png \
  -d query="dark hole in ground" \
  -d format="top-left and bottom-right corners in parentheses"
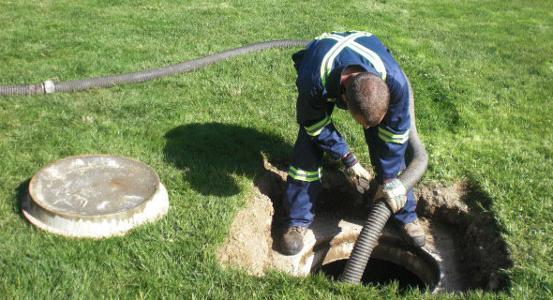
top-left (319, 259), bottom-right (426, 292)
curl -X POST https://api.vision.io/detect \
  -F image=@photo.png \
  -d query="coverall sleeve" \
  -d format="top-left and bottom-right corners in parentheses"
top-left (296, 83), bottom-right (353, 164)
top-left (302, 115), bottom-right (351, 162)
top-left (366, 76), bottom-right (411, 180)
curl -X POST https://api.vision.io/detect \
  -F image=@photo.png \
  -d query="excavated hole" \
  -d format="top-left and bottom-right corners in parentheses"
top-left (218, 162), bottom-right (513, 293)
top-left (320, 258), bottom-right (425, 291)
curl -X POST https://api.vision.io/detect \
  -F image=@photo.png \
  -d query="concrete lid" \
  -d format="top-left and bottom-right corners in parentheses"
top-left (22, 155), bottom-right (169, 238)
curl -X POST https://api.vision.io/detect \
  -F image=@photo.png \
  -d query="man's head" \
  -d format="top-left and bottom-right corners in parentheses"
top-left (343, 72), bottom-right (390, 128)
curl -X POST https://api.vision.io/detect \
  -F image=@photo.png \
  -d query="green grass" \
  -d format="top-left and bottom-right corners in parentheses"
top-left (1, 0), bottom-right (552, 298)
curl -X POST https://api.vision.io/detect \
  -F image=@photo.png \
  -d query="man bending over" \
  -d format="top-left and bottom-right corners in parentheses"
top-left (281, 31), bottom-right (425, 255)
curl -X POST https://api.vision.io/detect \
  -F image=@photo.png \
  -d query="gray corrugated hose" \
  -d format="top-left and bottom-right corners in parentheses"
top-left (0, 40), bottom-right (308, 96)
top-left (341, 86), bottom-right (428, 284)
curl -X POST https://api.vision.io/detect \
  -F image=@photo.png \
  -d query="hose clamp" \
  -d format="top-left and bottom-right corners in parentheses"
top-left (43, 80), bottom-right (55, 94)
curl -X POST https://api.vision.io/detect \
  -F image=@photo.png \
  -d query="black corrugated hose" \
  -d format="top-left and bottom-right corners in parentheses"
top-left (340, 201), bottom-right (392, 283)
top-left (340, 85), bottom-right (428, 284)
top-left (0, 40), bottom-right (308, 96)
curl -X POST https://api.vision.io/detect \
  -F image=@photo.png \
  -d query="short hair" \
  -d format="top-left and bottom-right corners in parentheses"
top-left (346, 72), bottom-right (390, 127)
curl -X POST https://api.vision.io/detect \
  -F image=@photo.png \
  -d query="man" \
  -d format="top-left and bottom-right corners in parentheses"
top-left (281, 31), bottom-right (425, 255)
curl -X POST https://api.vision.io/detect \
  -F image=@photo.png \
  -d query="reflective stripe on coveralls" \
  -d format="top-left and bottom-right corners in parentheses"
top-left (288, 166), bottom-right (322, 182)
top-left (318, 32), bottom-right (387, 86)
top-left (304, 115), bottom-right (332, 136)
top-left (317, 32), bottom-right (408, 145)
top-left (378, 127), bottom-right (410, 144)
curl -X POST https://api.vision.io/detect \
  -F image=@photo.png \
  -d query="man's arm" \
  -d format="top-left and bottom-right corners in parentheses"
top-left (366, 74), bottom-right (411, 181)
top-left (296, 86), bottom-right (371, 191)
top-left (303, 116), bottom-right (357, 166)
top-left (305, 117), bottom-right (372, 192)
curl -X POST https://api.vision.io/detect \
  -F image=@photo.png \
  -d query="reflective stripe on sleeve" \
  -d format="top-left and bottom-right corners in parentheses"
top-left (304, 115), bottom-right (332, 136)
top-left (378, 127), bottom-right (410, 144)
top-left (288, 166), bottom-right (322, 182)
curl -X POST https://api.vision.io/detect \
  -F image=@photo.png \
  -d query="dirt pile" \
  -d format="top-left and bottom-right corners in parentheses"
top-left (216, 159), bottom-right (286, 276)
top-left (216, 178), bottom-right (276, 275)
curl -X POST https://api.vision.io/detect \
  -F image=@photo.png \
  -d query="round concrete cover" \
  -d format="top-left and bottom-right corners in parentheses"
top-left (22, 155), bottom-right (169, 238)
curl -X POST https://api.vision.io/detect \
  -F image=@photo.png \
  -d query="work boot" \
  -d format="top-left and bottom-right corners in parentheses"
top-left (280, 226), bottom-right (307, 255)
top-left (400, 219), bottom-right (426, 248)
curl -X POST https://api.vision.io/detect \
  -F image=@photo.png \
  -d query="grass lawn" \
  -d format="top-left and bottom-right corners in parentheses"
top-left (1, 0), bottom-right (552, 298)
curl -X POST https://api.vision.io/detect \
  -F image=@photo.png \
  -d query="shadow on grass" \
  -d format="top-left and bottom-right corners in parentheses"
top-left (14, 178), bottom-right (31, 218)
top-left (164, 122), bottom-right (292, 197)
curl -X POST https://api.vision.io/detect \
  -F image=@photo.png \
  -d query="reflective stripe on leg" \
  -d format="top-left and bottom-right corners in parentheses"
top-left (288, 166), bottom-right (322, 182)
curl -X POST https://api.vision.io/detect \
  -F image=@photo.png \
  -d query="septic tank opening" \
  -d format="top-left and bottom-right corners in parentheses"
top-left (319, 258), bottom-right (426, 291)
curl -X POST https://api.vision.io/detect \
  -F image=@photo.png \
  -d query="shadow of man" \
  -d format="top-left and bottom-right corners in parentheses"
top-left (164, 122), bottom-right (291, 197)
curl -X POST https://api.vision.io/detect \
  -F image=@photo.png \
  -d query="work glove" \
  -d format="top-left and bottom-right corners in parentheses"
top-left (344, 162), bottom-right (372, 194)
top-left (375, 178), bottom-right (407, 213)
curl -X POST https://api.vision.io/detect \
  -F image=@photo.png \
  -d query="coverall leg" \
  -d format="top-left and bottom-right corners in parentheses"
top-left (283, 127), bottom-right (323, 227)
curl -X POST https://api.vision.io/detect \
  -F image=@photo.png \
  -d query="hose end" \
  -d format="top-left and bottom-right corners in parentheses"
top-left (43, 80), bottom-right (55, 94)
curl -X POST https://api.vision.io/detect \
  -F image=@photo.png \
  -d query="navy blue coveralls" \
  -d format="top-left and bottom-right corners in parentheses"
top-left (284, 31), bottom-right (417, 227)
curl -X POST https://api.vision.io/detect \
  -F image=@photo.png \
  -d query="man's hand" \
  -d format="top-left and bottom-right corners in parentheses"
top-left (375, 178), bottom-right (407, 213)
top-left (345, 162), bottom-right (372, 193)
